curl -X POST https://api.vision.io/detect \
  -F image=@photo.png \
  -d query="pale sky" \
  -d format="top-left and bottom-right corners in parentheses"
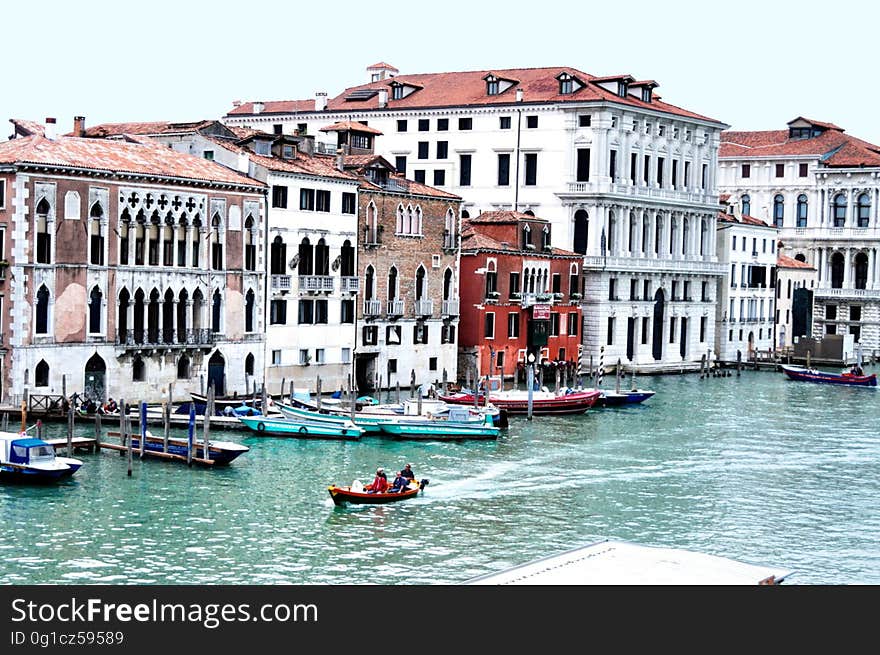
top-left (6, 0), bottom-right (879, 144)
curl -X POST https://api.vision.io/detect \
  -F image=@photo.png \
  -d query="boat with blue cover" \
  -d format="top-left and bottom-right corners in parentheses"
top-left (0, 432), bottom-right (83, 483)
top-left (237, 415), bottom-right (364, 440)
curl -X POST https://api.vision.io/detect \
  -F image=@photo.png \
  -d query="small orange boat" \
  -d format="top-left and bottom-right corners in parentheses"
top-left (327, 479), bottom-right (429, 506)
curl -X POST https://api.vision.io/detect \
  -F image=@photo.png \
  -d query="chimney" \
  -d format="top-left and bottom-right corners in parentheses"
top-left (253, 101), bottom-right (265, 114)
top-left (44, 117), bottom-right (57, 140)
top-left (315, 92), bottom-right (328, 112)
top-left (335, 148), bottom-right (344, 172)
top-left (232, 100), bottom-right (242, 108)
top-left (377, 89), bottom-right (388, 108)
top-left (515, 88), bottom-right (524, 103)
top-left (237, 152), bottom-right (250, 174)
top-left (73, 116), bottom-right (85, 137)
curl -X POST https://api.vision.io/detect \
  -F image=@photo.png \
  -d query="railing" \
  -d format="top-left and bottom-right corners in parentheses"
top-left (519, 293), bottom-right (554, 308)
top-left (782, 226), bottom-right (877, 240)
top-left (441, 299), bottom-right (460, 316)
top-left (415, 299), bottom-right (434, 316)
top-left (299, 275), bottom-right (334, 292)
top-left (564, 181), bottom-right (716, 205)
top-left (387, 300), bottom-right (405, 316)
top-left (815, 287), bottom-right (880, 300)
top-left (341, 276), bottom-right (360, 293)
top-left (582, 255), bottom-right (726, 275)
top-left (363, 299), bottom-right (381, 316)
top-left (115, 328), bottom-right (214, 348)
top-left (271, 275), bottom-right (291, 292)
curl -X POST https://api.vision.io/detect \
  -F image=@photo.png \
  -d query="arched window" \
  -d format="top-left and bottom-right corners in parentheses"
top-left (443, 268), bottom-right (453, 301)
top-left (314, 238), bottom-right (329, 276)
top-left (245, 289), bottom-right (255, 332)
top-left (773, 194), bottom-right (784, 228)
top-left (407, 205), bottom-right (415, 234)
top-left (794, 253), bottom-right (807, 263)
top-left (797, 194), bottom-right (808, 227)
top-left (148, 210), bottom-right (161, 266)
top-left (415, 206), bottom-right (423, 235)
top-left (90, 202), bottom-right (105, 265)
top-left (415, 265), bottom-right (426, 300)
top-left (245, 353), bottom-right (255, 377)
top-left (134, 210), bottom-right (146, 265)
top-left (700, 219), bottom-right (707, 256)
top-left (461, 209), bottom-right (470, 219)
top-left (444, 208), bottom-right (456, 249)
top-left (395, 204), bottom-right (404, 234)
top-left (147, 288), bottom-right (161, 343)
top-left (522, 223), bottom-right (532, 249)
top-left (133, 288), bottom-right (146, 343)
top-left (211, 213), bottom-right (224, 269)
top-left (191, 289), bottom-right (204, 331)
top-left (573, 210), bottom-right (588, 254)
top-left (212, 289), bottom-right (222, 333)
top-left (89, 286), bottom-right (103, 334)
top-left (366, 202), bottom-right (378, 244)
top-left (830, 252), bottom-right (844, 289)
top-left (119, 209), bottom-right (131, 265)
top-left (132, 356), bottom-right (146, 382)
top-left (191, 214), bottom-right (202, 268)
top-left (177, 355), bottom-right (190, 380)
top-left (833, 193), bottom-right (847, 227)
top-left (340, 240), bottom-right (355, 277)
top-left (177, 289), bottom-right (188, 344)
top-left (541, 225), bottom-right (551, 250)
top-left (118, 287), bottom-right (130, 344)
top-left (36, 198), bottom-right (52, 264)
top-left (35, 285), bottom-right (50, 334)
top-left (244, 215), bottom-right (257, 271)
top-left (35, 360), bottom-right (49, 387)
top-left (365, 265), bottom-right (375, 300)
top-left (298, 237), bottom-right (313, 275)
top-left (177, 214), bottom-right (188, 267)
top-left (741, 194), bottom-right (751, 216)
top-left (628, 212), bottom-right (636, 253)
top-left (855, 252), bottom-right (869, 289)
top-left (654, 215), bottom-right (663, 255)
top-left (163, 289), bottom-right (174, 343)
top-left (388, 266), bottom-right (398, 300)
top-left (270, 235), bottom-right (286, 275)
top-left (682, 216), bottom-right (690, 256)
top-left (857, 193), bottom-right (871, 228)
top-left (669, 216), bottom-right (677, 255)
top-left (162, 215), bottom-right (174, 267)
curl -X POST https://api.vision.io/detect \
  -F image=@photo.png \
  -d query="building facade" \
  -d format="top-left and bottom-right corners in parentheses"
top-left (719, 117), bottom-right (880, 350)
top-left (223, 63), bottom-right (728, 371)
top-left (715, 202), bottom-right (777, 361)
top-left (0, 118), bottom-right (267, 405)
top-left (458, 211), bottom-right (583, 383)
top-left (775, 252), bottom-right (817, 351)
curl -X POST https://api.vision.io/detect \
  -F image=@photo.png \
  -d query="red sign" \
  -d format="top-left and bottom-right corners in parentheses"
top-left (532, 304), bottom-right (551, 320)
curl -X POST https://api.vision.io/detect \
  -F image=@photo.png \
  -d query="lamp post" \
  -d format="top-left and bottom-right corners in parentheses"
top-left (526, 352), bottom-right (535, 421)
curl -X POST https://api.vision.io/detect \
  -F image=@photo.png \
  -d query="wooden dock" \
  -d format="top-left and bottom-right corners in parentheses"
top-left (43, 434), bottom-right (216, 466)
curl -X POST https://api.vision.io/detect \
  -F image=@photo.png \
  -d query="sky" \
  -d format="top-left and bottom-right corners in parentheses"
top-left (5, 0), bottom-right (879, 144)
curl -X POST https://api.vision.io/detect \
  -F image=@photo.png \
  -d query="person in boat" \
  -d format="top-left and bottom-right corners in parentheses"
top-left (400, 463), bottom-right (415, 482)
top-left (104, 397), bottom-right (118, 414)
top-left (390, 471), bottom-right (409, 493)
top-left (365, 468), bottom-right (389, 493)
top-left (850, 364), bottom-right (865, 377)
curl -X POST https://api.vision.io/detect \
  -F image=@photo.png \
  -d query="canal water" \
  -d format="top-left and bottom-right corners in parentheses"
top-left (2, 370), bottom-right (878, 585)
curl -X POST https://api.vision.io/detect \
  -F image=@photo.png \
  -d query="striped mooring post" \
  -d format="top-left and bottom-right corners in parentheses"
top-left (598, 346), bottom-right (605, 388)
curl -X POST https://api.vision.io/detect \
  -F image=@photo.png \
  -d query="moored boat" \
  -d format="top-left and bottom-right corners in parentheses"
top-left (781, 365), bottom-right (877, 387)
top-left (0, 432), bottom-right (83, 483)
top-left (237, 415), bottom-right (364, 440)
top-left (328, 478), bottom-right (429, 506)
top-left (440, 388), bottom-right (601, 415)
top-left (378, 412), bottom-right (500, 440)
top-left (598, 389), bottom-right (656, 406)
top-left (129, 430), bottom-right (249, 465)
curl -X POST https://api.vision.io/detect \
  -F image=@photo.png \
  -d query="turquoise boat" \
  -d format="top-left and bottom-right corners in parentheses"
top-left (378, 414), bottom-right (500, 440)
top-left (237, 415), bottom-right (363, 440)
top-left (276, 402), bottom-right (393, 434)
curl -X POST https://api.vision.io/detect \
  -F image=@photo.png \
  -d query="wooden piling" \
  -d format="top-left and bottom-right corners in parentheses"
top-left (554, 366), bottom-right (560, 394)
top-left (67, 406), bottom-right (74, 457)
top-left (202, 386), bottom-right (214, 466)
top-left (20, 388), bottom-right (28, 434)
top-left (62, 374), bottom-right (67, 403)
top-left (615, 359), bottom-right (621, 394)
top-left (2, 411), bottom-right (9, 431)
top-left (94, 413), bottom-right (102, 451)
top-left (126, 414), bottom-right (133, 477)
top-left (316, 376), bottom-right (322, 410)
top-left (736, 350), bottom-right (742, 376)
top-left (119, 399), bottom-right (126, 450)
top-left (396, 381), bottom-right (401, 404)
top-left (187, 403), bottom-right (195, 467)
top-left (139, 402), bottom-right (146, 459)
top-left (200, 374), bottom-right (205, 396)
top-left (806, 350), bottom-right (811, 369)
top-left (442, 368), bottom-right (448, 395)
top-left (410, 370), bottom-right (416, 398)
top-left (36, 419), bottom-right (43, 440)
top-left (280, 377), bottom-right (286, 401)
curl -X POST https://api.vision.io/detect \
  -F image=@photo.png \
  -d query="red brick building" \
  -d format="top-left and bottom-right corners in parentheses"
top-left (458, 211), bottom-right (583, 381)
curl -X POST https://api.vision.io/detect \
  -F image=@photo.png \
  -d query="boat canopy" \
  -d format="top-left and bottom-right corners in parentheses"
top-left (8, 439), bottom-right (56, 464)
top-left (465, 539), bottom-right (793, 585)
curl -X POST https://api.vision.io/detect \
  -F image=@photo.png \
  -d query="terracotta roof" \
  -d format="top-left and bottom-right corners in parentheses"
top-left (460, 224), bottom-right (579, 257)
top-left (787, 116), bottom-right (843, 131)
top-left (467, 210), bottom-right (549, 224)
top-left (717, 211), bottom-right (770, 227)
top-left (358, 173), bottom-right (460, 199)
top-left (720, 121), bottom-right (880, 166)
top-left (0, 134), bottom-right (264, 188)
top-left (343, 154), bottom-right (388, 169)
top-left (319, 121), bottom-right (384, 135)
top-left (9, 118), bottom-right (46, 137)
top-left (367, 62), bottom-right (398, 71)
top-left (226, 66), bottom-right (724, 124)
top-left (229, 99), bottom-right (316, 115)
top-left (777, 254), bottom-right (815, 270)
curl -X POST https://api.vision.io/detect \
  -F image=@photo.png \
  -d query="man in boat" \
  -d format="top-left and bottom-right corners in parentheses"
top-left (104, 398), bottom-right (118, 414)
top-left (390, 471), bottom-right (409, 493)
top-left (400, 463), bottom-right (415, 482)
top-left (365, 468), bottom-right (389, 493)
top-left (850, 364), bottom-right (864, 377)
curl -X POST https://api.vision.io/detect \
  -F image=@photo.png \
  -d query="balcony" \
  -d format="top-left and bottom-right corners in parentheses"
top-left (582, 255), bottom-right (726, 276)
top-left (341, 276), bottom-right (360, 293)
top-left (387, 300), bottom-right (405, 316)
top-left (520, 292), bottom-right (553, 308)
top-left (815, 287), bottom-right (880, 301)
top-left (562, 181), bottom-right (716, 207)
top-left (299, 276), bottom-right (334, 293)
top-left (441, 299), bottom-right (460, 316)
top-left (415, 299), bottom-right (434, 316)
top-left (363, 299), bottom-right (381, 316)
top-left (271, 275), bottom-right (291, 292)
top-left (116, 328), bottom-right (214, 350)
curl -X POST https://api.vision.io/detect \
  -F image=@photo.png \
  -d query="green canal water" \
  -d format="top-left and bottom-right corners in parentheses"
top-left (2, 370), bottom-right (878, 585)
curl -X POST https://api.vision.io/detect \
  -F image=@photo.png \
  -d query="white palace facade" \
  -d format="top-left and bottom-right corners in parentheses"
top-left (224, 63), bottom-right (729, 371)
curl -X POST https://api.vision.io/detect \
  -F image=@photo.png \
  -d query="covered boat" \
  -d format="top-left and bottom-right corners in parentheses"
top-left (328, 478), bottom-right (429, 506)
top-left (0, 432), bottom-right (83, 483)
top-left (237, 415), bottom-right (364, 440)
top-left (781, 365), bottom-right (877, 387)
top-left (598, 389), bottom-right (656, 406)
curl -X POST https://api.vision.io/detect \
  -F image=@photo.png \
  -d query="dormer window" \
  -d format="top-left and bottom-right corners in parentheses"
top-left (617, 81), bottom-right (628, 97)
top-left (282, 145), bottom-right (295, 159)
top-left (391, 84), bottom-right (404, 100)
top-left (255, 140), bottom-right (271, 156)
top-left (558, 73), bottom-right (574, 95)
top-left (486, 75), bottom-right (500, 96)
top-left (641, 87), bottom-right (652, 102)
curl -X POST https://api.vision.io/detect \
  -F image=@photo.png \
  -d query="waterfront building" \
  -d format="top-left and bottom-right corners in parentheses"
top-left (714, 197), bottom-right (778, 361)
top-left (335, 127), bottom-right (463, 393)
top-left (719, 117), bottom-right (880, 350)
top-left (775, 250), bottom-right (817, 351)
top-left (0, 117), bottom-right (266, 404)
top-left (457, 211), bottom-right (583, 382)
top-left (223, 63), bottom-right (728, 371)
